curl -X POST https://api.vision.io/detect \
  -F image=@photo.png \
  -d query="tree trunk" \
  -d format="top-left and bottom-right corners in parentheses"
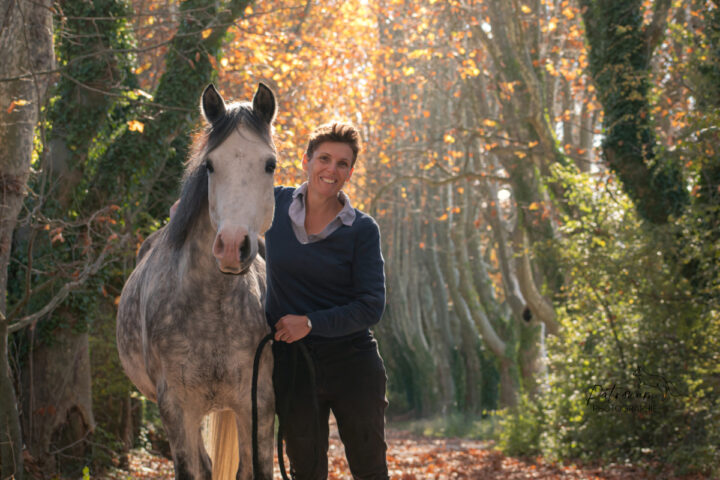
top-left (21, 326), bottom-right (94, 476)
top-left (421, 220), bottom-right (457, 413)
top-left (8, 1), bottom-right (139, 471)
top-left (0, 1), bottom-right (54, 477)
top-left (0, 320), bottom-right (23, 480)
top-left (498, 358), bottom-right (519, 408)
top-left (581, 0), bottom-right (687, 224)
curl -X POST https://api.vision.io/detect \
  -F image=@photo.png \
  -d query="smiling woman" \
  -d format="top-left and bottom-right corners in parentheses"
top-left (301, 141), bottom-right (354, 234)
top-left (266, 122), bottom-right (390, 480)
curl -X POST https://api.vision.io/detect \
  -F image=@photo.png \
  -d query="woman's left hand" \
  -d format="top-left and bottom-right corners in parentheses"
top-left (274, 314), bottom-right (312, 343)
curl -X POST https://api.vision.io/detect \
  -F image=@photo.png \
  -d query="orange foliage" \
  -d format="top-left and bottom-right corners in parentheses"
top-left (213, 0), bottom-right (379, 207)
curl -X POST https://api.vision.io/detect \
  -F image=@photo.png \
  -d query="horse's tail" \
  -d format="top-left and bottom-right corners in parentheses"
top-left (206, 410), bottom-right (239, 480)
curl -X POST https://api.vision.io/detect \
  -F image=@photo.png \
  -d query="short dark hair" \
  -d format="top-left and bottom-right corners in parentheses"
top-left (305, 122), bottom-right (362, 167)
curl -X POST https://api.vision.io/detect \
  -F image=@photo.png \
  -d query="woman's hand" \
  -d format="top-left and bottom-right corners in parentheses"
top-left (274, 314), bottom-right (312, 343)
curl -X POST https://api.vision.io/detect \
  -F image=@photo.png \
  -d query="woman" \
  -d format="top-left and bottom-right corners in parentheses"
top-left (266, 122), bottom-right (389, 480)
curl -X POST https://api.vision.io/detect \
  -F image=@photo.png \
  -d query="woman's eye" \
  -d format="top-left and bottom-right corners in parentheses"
top-left (205, 160), bottom-right (214, 173)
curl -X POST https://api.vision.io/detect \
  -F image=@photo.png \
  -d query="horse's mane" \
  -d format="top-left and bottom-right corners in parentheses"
top-left (167, 101), bottom-right (272, 250)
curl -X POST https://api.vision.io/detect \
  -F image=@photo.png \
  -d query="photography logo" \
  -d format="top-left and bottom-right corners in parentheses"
top-left (585, 366), bottom-right (682, 415)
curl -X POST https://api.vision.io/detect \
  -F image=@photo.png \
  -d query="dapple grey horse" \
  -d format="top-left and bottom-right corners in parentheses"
top-left (117, 83), bottom-right (277, 480)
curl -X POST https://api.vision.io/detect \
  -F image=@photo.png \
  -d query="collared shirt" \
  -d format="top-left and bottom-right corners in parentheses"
top-left (288, 182), bottom-right (356, 244)
top-left (266, 186), bottom-right (386, 338)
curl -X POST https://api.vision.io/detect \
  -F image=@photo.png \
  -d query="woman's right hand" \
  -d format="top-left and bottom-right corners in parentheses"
top-left (274, 314), bottom-right (312, 343)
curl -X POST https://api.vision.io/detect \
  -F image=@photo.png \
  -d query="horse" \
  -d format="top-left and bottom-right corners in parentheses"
top-left (117, 83), bottom-right (277, 480)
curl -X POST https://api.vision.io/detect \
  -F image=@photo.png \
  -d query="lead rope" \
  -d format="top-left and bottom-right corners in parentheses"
top-left (297, 342), bottom-right (321, 478)
top-left (251, 333), bottom-right (275, 479)
top-left (251, 334), bottom-right (320, 480)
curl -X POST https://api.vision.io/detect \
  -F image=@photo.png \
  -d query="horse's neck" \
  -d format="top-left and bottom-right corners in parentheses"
top-left (177, 209), bottom-right (221, 278)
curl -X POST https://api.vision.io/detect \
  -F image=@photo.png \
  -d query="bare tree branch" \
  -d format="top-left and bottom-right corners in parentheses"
top-left (369, 171), bottom-right (510, 214)
top-left (8, 238), bottom-right (120, 334)
top-left (58, 71), bottom-right (193, 112)
top-left (514, 228), bottom-right (560, 335)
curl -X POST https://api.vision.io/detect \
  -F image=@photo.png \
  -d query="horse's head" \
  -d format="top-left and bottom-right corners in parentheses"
top-left (169, 83), bottom-right (277, 274)
top-left (203, 84), bottom-right (277, 273)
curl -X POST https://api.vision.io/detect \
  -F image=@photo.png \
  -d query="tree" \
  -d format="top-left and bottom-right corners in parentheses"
top-left (4, 0), bottom-right (255, 474)
top-left (580, 0), bottom-right (688, 224)
top-left (360, 0), bottom-right (600, 412)
top-left (0, 1), bottom-right (54, 477)
top-left (8, 0), bottom-right (137, 473)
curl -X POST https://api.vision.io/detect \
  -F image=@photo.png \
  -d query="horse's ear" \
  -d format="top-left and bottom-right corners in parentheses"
top-left (201, 84), bottom-right (226, 125)
top-left (252, 83), bottom-right (276, 125)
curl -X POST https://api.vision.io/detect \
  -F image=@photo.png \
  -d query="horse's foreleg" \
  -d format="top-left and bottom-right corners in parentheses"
top-left (233, 406), bottom-right (253, 480)
top-left (236, 360), bottom-right (275, 480)
top-left (256, 363), bottom-right (276, 480)
top-left (197, 427), bottom-right (212, 477)
top-left (254, 393), bottom-right (275, 480)
top-left (233, 405), bottom-right (274, 480)
top-left (158, 385), bottom-right (211, 480)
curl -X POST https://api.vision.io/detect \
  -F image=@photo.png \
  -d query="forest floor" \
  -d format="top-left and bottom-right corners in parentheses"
top-left (101, 425), bottom-right (710, 480)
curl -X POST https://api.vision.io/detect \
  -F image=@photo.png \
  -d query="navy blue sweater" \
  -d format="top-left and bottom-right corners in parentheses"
top-left (265, 186), bottom-right (386, 338)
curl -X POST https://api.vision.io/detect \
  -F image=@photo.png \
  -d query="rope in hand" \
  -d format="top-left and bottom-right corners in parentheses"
top-left (251, 332), bottom-right (320, 480)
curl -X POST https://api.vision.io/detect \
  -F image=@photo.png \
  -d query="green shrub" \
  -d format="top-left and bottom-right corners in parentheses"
top-left (497, 396), bottom-right (544, 457)
top-left (498, 166), bottom-right (720, 477)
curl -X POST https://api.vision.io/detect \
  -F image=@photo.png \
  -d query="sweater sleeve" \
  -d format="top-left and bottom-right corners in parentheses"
top-left (306, 219), bottom-right (386, 337)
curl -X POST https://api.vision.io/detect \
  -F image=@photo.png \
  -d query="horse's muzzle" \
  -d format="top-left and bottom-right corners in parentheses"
top-left (212, 226), bottom-right (258, 274)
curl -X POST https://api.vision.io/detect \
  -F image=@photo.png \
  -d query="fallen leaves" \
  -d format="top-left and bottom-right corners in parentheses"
top-left (100, 427), bottom-right (711, 479)
top-left (104, 448), bottom-right (174, 479)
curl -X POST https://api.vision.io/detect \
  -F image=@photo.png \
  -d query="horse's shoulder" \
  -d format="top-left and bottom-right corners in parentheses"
top-left (136, 227), bottom-right (168, 263)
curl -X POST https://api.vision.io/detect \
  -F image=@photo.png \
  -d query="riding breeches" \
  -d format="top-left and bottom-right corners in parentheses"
top-left (273, 332), bottom-right (390, 480)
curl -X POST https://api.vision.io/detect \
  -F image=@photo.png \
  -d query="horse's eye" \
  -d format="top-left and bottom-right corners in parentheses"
top-left (265, 158), bottom-right (276, 174)
top-left (205, 160), bottom-right (214, 173)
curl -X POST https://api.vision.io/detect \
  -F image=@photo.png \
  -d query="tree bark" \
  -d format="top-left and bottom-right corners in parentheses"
top-left (580, 0), bottom-right (687, 224)
top-left (13, 0), bottom-right (139, 470)
top-left (20, 326), bottom-right (94, 475)
top-left (421, 220), bottom-right (457, 412)
top-left (0, 1), bottom-right (54, 477)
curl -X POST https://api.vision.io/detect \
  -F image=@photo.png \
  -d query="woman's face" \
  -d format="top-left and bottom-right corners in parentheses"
top-left (303, 141), bottom-right (354, 199)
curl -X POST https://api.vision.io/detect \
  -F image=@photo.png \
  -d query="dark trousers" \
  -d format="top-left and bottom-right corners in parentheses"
top-left (273, 332), bottom-right (389, 480)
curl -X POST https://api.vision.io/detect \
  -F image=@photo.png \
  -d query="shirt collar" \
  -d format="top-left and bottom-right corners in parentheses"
top-left (292, 181), bottom-right (308, 199)
top-left (294, 182), bottom-right (356, 226)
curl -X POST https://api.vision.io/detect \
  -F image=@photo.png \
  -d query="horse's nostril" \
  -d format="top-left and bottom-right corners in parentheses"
top-left (240, 235), bottom-right (251, 262)
top-left (212, 235), bottom-right (225, 260)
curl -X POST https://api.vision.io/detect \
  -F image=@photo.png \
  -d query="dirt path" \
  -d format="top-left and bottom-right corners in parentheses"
top-left (102, 428), bottom-right (707, 479)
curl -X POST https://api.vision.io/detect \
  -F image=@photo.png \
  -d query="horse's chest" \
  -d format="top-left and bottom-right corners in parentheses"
top-left (152, 297), bottom-right (260, 349)
top-left (170, 344), bottom-right (250, 387)
top-left (148, 273), bottom-right (259, 328)
top-left (153, 317), bottom-right (257, 398)
top-left (145, 282), bottom-right (264, 387)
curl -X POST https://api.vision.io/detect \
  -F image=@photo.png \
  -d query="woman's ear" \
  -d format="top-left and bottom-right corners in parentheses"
top-left (301, 153), bottom-right (310, 173)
